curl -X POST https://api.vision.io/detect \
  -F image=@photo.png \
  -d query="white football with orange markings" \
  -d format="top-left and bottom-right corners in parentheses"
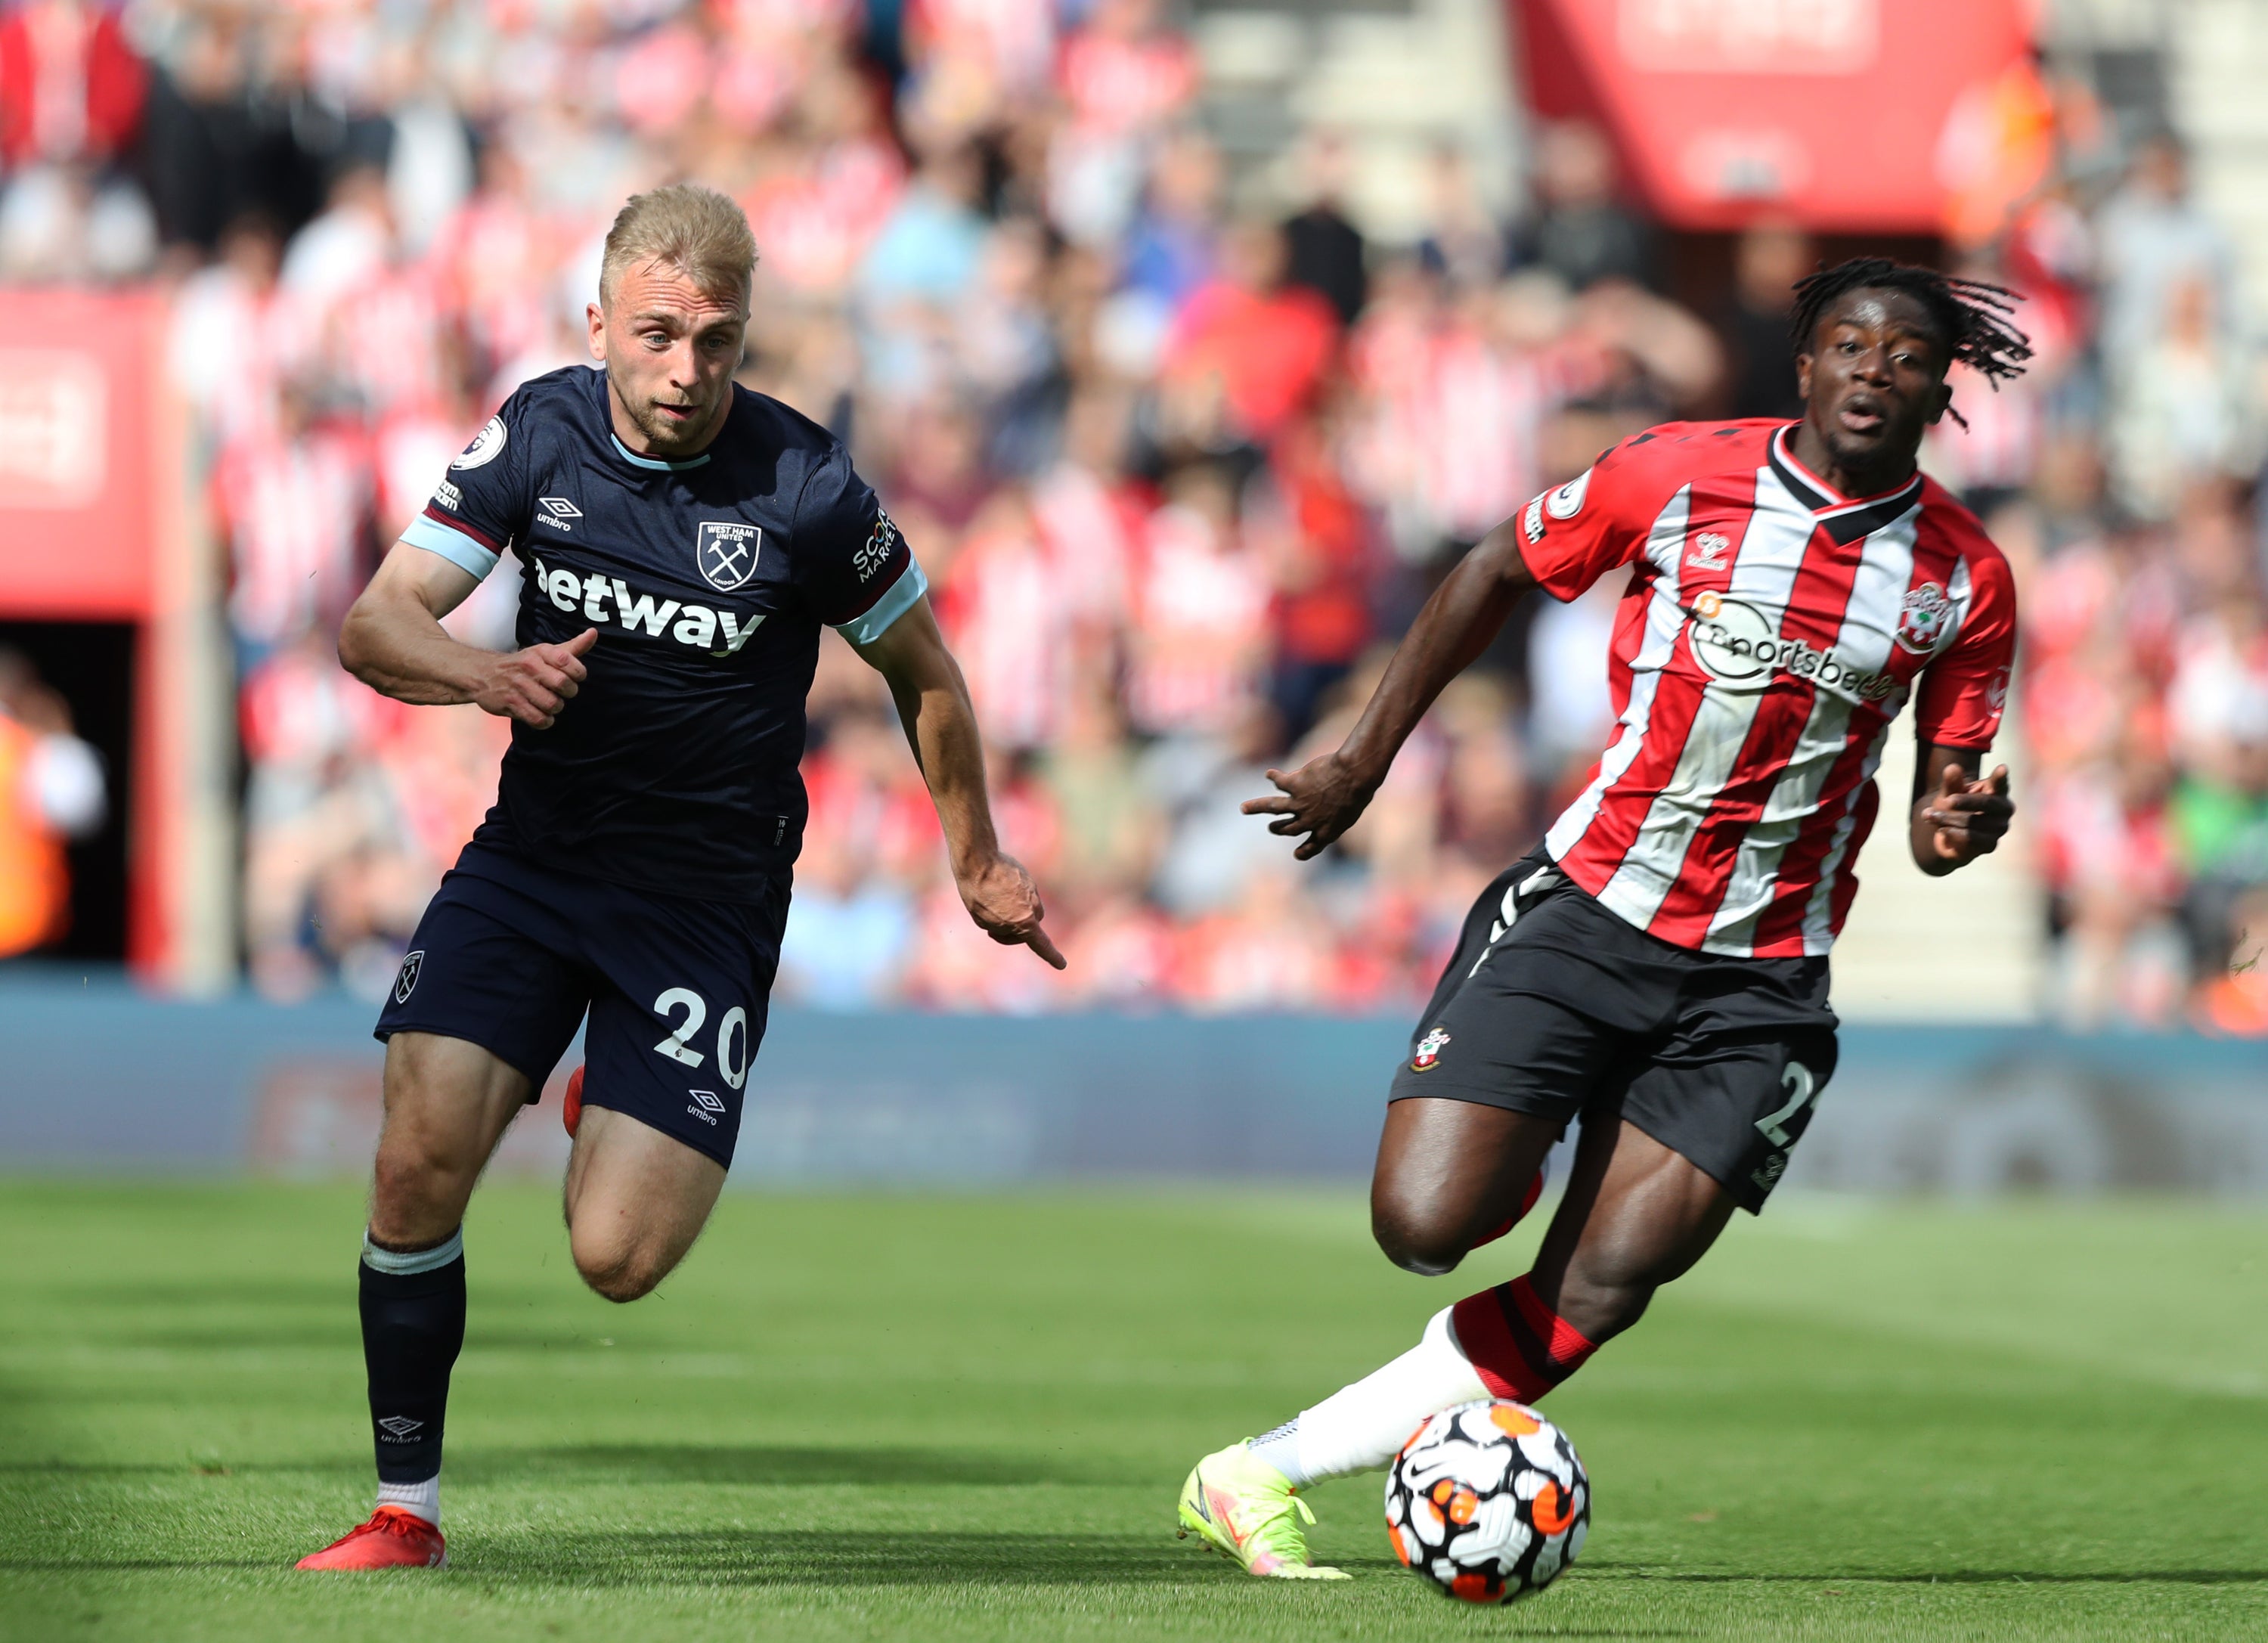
top-left (1384, 1398), bottom-right (1589, 1604)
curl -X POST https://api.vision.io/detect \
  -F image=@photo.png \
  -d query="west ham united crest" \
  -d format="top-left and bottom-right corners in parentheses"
top-left (696, 521), bottom-right (763, 592)
top-left (393, 950), bottom-right (424, 1004)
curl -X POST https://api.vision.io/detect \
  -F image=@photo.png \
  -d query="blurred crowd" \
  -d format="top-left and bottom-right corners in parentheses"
top-left (2, 0), bottom-right (2263, 1028)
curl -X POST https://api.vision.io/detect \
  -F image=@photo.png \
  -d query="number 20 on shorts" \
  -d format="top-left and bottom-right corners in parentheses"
top-left (650, 987), bottom-right (751, 1089)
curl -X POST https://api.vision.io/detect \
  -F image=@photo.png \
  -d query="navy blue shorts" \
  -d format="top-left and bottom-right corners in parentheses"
top-left (374, 842), bottom-right (789, 1168)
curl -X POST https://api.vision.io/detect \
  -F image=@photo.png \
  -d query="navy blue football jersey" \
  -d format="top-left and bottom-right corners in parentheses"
top-left (400, 365), bottom-right (924, 901)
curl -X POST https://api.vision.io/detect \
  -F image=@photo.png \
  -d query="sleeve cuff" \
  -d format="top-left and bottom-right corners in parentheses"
top-left (831, 556), bottom-right (928, 644)
top-left (401, 513), bottom-right (501, 578)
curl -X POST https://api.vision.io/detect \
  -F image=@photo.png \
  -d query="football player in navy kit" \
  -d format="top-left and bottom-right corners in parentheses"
top-left (296, 184), bottom-right (1061, 1571)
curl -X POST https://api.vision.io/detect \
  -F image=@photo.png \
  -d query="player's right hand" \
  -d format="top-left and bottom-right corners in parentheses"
top-left (1242, 751), bottom-right (1381, 860)
top-left (477, 628), bottom-right (598, 729)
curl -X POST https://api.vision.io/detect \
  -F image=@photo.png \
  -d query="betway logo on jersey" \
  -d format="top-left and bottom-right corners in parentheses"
top-left (1685, 591), bottom-right (1897, 702)
top-left (526, 553), bottom-right (764, 657)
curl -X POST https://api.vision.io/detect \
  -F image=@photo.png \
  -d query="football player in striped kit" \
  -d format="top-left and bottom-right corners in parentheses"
top-left (1176, 259), bottom-right (2031, 1579)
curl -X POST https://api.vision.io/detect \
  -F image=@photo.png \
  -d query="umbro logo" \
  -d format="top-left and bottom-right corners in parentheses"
top-left (686, 1089), bottom-right (726, 1126)
top-left (376, 1415), bottom-right (424, 1441)
top-left (537, 497), bottom-right (581, 532)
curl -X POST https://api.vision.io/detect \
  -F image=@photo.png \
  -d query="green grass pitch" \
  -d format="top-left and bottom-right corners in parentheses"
top-left (5, 1181), bottom-right (2268, 1641)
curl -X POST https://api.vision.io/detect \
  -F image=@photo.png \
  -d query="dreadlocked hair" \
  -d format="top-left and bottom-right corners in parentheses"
top-left (1789, 257), bottom-right (2031, 430)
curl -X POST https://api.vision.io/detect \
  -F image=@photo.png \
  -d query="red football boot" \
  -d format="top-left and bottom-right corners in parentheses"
top-left (562, 1063), bottom-right (584, 1138)
top-left (1471, 1167), bottom-right (1548, 1250)
top-left (295, 1505), bottom-right (446, 1570)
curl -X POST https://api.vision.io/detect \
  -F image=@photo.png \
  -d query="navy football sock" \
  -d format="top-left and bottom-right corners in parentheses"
top-left (359, 1229), bottom-right (466, 1521)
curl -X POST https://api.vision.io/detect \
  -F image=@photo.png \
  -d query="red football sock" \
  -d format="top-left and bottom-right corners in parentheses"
top-left (1469, 1167), bottom-right (1548, 1250)
top-left (1449, 1273), bottom-right (1597, 1404)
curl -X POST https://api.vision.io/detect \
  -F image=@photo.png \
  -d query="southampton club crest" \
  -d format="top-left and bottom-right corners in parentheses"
top-left (1895, 580), bottom-right (1955, 655)
top-left (696, 521), bottom-right (764, 592)
top-left (1410, 1026), bottom-right (1451, 1073)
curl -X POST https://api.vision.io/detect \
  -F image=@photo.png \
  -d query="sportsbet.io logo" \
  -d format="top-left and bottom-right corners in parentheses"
top-left (1684, 591), bottom-right (1898, 703)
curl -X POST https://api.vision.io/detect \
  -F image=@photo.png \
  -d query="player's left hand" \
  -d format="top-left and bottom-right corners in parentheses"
top-left (1920, 761), bottom-right (2012, 867)
top-left (958, 853), bottom-right (1067, 970)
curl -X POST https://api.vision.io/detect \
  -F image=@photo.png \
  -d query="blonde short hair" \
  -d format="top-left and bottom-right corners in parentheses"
top-left (598, 184), bottom-right (758, 309)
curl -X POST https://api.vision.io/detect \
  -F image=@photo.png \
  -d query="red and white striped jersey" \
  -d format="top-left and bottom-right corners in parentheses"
top-left (1524, 419), bottom-right (2017, 959)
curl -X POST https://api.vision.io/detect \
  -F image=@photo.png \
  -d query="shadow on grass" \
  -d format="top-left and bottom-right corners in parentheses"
top-left (448, 1443), bottom-right (1108, 1487)
top-left (0, 1443), bottom-right (1108, 1488)
top-left (1585, 1563), bottom-right (2268, 1586)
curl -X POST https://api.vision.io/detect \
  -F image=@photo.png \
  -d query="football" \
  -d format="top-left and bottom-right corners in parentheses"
top-left (1384, 1398), bottom-right (1590, 1604)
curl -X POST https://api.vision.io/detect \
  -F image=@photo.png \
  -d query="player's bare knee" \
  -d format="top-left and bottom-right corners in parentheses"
top-left (569, 1223), bottom-right (677, 1302)
top-left (572, 1241), bottom-right (658, 1303)
top-left (370, 1141), bottom-right (472, 1221)
top-left (1371, 1201), bottom-right (1468, 1276)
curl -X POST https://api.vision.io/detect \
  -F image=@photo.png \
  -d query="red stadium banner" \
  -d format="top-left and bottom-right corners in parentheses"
top-left (0, 288), bottom-right (226, 989)
top-left (1512, 0), bottom-right (2034, 233)
top-left (0, 289), bottom-right (170, 619)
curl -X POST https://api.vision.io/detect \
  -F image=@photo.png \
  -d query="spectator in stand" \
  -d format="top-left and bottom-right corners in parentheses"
top-left (857, 143), bottom-right (989, 398)
top-left (212, 381), bottom-right (372, 664)
top-left (1117, 126), bottom-right (1220, 315)
top-left (2093, 131), bottom-right (2237, 370)
top-left (0, 0), bottom-right (144, 172)
top-left (1719, 219), bottom-right (1810, 420)
top-left (2106, 272), bottom-right (2258, 522)
top-left (1254, 410), bottom-right (1377, 741)
top-left (0, 0), bottom-right (152, 280)
top-left (1281, 130), bottom-right (1367, 329)
top-left (2170, 588), bottom-right (2268, 992)
top-left (167, 212), bottom-right (288, 442)
top-left (1145, 698), bottom-right (1288, 919)
top-left (1042, 673), bottom-right (1160, 907)
top-left (2038, 716), bottom-right (2184, 1027)
top-left (1416, 142), bottom-right (1507, 291)
top-left (1048, 0), bottom-right (1198, 250)
top-left (1124, 461), bottom-right (1272, 738)
top-left (777, 818), bottom-right (917, 1009)
top-left (1511, 119), bottom-right (1654, 293)
top-left (1160, 215), bottom-right (1340, 451)
top-left (935, 488), bottom-right (1070, 752)
top-left (0, 649), bottom-right (106, 960)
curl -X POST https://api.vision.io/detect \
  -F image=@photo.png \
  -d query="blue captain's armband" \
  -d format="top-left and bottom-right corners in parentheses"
top-left (401, 512), bottom-right (503, 578)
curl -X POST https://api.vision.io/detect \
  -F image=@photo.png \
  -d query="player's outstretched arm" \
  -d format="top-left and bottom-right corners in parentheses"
top-left (1908, 739), bottom-right (2013, 876)
top-left (1246, 518), bottom-right (1541, 860)
top-left (850, 597), bottom-right (1065, 970)
top-left (339, 544), bottom-right (598, 730)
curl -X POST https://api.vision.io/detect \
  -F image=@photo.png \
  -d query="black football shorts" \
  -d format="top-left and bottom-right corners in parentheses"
top-left (374, 842), bottom-right (789, 1168)
top-left (1388, 851), bottom-right (1838, 1212)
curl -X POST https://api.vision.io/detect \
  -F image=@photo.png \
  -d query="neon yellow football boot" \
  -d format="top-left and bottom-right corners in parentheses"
top-left (1176, 1443), bottom-right (1351, 1580)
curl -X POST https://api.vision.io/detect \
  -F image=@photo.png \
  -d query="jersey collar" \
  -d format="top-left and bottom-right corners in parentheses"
top-left (609, 432), bottom-right (711, 471)
top-left (1768, 423), bottom-right (1921, 545)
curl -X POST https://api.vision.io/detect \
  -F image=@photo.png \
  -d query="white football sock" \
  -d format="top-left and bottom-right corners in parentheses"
top-left (1249, 1307), bottom-right (1487, 1489)
top-left (376, 1474), bottom-right (440, 1525)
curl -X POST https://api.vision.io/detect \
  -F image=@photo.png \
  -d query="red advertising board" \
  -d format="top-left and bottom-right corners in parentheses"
top-left (0, 289), bottom-right (169, 619)
top-left (1514, 0), bottom-right (2034, 234)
